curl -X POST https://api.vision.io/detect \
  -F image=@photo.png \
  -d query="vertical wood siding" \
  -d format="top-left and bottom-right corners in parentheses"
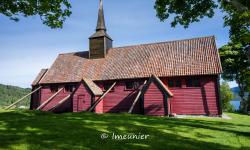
top-left (144, 82), bottom-right (166, 116)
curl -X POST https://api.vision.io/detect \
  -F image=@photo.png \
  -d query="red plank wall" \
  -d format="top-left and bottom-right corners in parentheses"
top-left (96, 80), bottom-right (143, 113)
top-left (33, 75), bottom-right (220, 116)
top-left (163, 75), bottom-right (220, 116)
top-left (40, 86), bottom-right (72, 112)
top-left (72, 83), bottom-right (92, 112)
top-left (95, 96), bottom-right (103, 113)
top-left (144, 82), bottom-right (166, 116)
top-left (30, 86), bottom-right (41, 110)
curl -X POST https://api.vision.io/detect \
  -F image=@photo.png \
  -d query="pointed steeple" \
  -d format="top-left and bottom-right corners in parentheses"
top-left (89, 0), bottom-right (113, 59)
top-left (96, 0), bottom-right (106, 31)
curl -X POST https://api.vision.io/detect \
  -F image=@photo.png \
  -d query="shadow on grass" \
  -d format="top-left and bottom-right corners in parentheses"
top-left (0, 110), bottom-right (249, 150)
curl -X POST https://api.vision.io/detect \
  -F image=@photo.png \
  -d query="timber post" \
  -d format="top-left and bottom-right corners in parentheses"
top-left (36, 88), bottom-right (63, 110)
top-left (88, 82), bottom-right (116, 112)
top-left (128, 80), bottom-right (147, 113)
top-left (48, 94), bottom-right (71, 112)
top-left (5, 86), bottom-right (42, 110)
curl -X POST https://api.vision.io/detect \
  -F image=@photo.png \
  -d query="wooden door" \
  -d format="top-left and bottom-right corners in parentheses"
top-left (77, 95), bottom-right (85, 112)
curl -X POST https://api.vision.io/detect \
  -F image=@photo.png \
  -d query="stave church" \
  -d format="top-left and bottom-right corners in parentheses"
top-left (30, 0), bottom-right (223, 116)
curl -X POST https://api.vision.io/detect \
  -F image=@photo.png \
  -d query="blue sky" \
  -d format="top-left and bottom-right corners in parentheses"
top-left (0, 0), bottom-right (237, 88)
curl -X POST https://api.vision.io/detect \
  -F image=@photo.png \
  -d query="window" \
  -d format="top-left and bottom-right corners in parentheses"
top-left (175, 80), bottom-right (182, 87)
top-left (168, 80), bottom-right (181, 88)
top-left (65, 85), bottom-right (76, 92)
top-left (193, 79), bottom-right (200, 87)
top-left (103, 83), bottom-right (115, 91)
top-left (186, 79), bottom-right (193, 87)
top-left (186, 78), bottom-right (200, 87)
top-left (168, 80), bottom-right (174, 87)
top-left (50, 85), bottom-right (58, 93)
top-left (125, 82), bottom-right (134, 90)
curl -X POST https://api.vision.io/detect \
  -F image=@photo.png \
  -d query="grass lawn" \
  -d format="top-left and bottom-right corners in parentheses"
top-left (0, 110), bottom-right (249, 150)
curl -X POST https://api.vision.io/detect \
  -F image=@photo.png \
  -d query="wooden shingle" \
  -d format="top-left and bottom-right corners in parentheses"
top-left (37, 36), bottom-right (222, 84)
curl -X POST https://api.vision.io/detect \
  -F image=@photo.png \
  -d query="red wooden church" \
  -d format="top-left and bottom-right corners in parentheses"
top-left (30, 0), bottom-right (223, 116)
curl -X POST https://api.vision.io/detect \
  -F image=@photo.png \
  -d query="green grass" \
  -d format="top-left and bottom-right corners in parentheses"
top-left (0, 110), bottom-right (249, 150)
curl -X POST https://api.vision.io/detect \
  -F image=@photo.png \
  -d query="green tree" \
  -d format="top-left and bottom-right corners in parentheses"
top-left (221, 0), bottom-right (250, 44)
top-left (220, 81), bottom-right (234, 112)
top-left (154, 0), bottom-right (250, 45)
top-left (248, 94), bottom-right (250, 112)
top-left (0, 84), bottom-right (31, 108)
top-left (219, 43), bottom-right (250, 113)
top-left (154, 0), bottom-right (250, 113)
top-left (0, 0), bottom-right (72, 28)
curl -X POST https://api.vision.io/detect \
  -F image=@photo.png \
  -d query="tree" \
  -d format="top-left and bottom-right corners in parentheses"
top-left (220, 81), bottom-right (234, 112)
top-left (0, 0), bottom-right (72, 28)
top-left (154, 0), bottom-right (250, 43)
top-left (247, 94), bottom-right (250, 112)
top-left (219, 43), bottom-right (250, 113)
top-left (154, 0), bottom-right (250, 113)
top-left (221, 0), bottom-right (250, 43)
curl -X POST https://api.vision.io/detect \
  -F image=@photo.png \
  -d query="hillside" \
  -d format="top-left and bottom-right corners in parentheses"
top-left (231, 87), bottom-right (240, 94)
top-left (231, 87), bottom-right (249, 101)
top-left (0, 110), bottom-right (249, 150)
top-left (0, 84), bottom-right (31, 108)
top-left (231, 87), bottom-right (241, 101)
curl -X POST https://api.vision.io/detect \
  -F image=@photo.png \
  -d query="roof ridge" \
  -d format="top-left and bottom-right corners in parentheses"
top-left (57, 36), bottom-right (215, 56)
top-left (111, 35), bottom-right (215, 49)
top-left (58, 51), bottom-right (89, 55)
top-left (38, 34), bottom-right (222, 84)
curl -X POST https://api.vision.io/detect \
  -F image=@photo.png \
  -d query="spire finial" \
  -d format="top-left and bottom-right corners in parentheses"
top-left (96, 0), bottom-right (106, 31)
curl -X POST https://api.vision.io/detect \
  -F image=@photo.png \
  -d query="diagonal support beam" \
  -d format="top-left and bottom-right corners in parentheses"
top-left (88, 82), bottom-right (116, 112)
top-left (128, 80), bottom-right (147, 113)
top-left (48, 94), bottom-right (71, 112)
top-left (5, 86), bottom-right (42, 110)
top-left (37, 88), bottom-right (63, 110)
top-left (48, 87), bottom-right (77, 112)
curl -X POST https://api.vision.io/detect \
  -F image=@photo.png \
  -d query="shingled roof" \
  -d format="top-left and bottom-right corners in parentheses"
top-left (32, 69), bottom-right (48, 86)
top-left (83, 78), bottom-right (103, 96)
top-left (36, 36), bottom-right (222, 84)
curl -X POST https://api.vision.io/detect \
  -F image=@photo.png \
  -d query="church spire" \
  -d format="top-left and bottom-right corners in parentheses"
top-left (96, 0), bottom-right (106, 31)
top-left (89, 0), bottom-right (113, 59)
